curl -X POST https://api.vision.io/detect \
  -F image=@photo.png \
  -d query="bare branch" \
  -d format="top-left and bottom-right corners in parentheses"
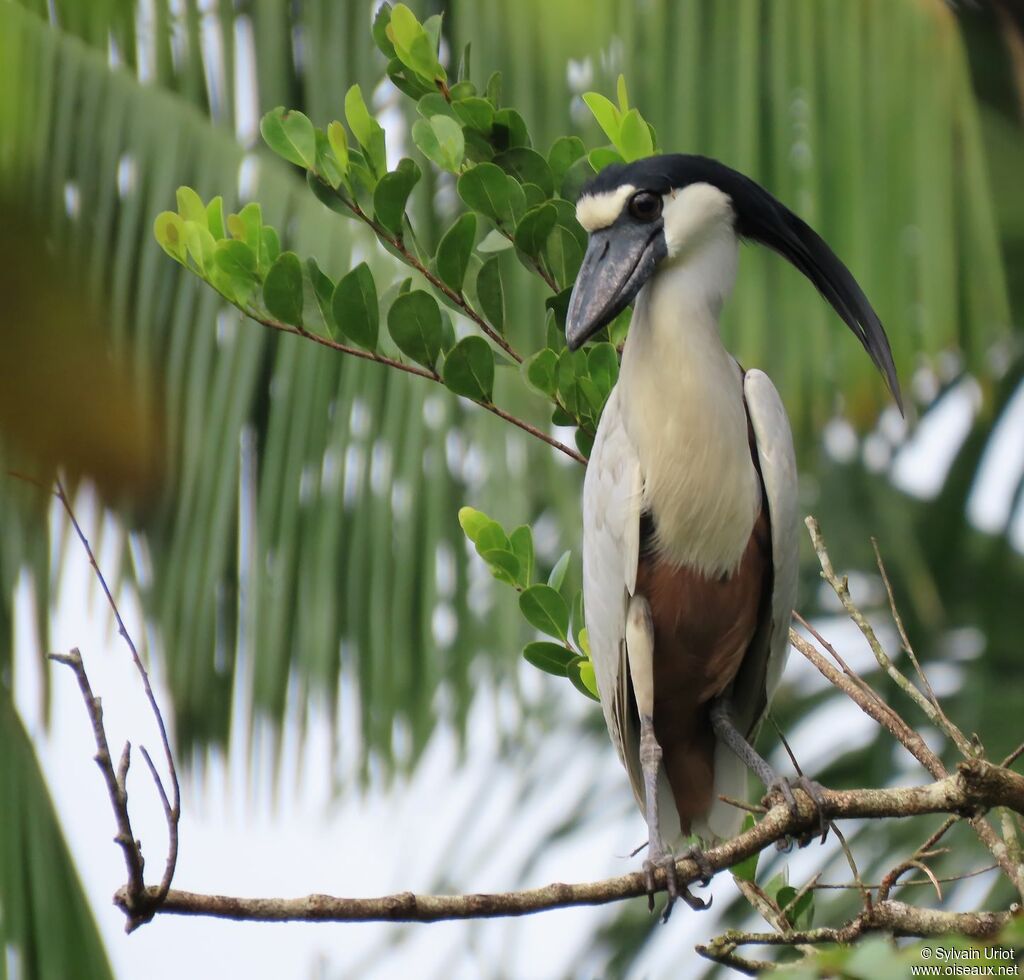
top-left (805, 516), bottom-right (974, 758)
top-left (109, 761), bottom-right (1024, 925)
top-left (788, 626), bottom-right (946, 780)
top-left (713, 900), bottom-right (1011, 948)
top-left (51, 479), bottom-right (181, 928)
top-left (48, 649), bottom-right (146, 902)
top-left (872, 537), bottom-right (958, 738)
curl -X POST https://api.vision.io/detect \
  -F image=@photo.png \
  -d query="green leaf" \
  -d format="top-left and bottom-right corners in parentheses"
top-left (306, 257), bottom-right (335, 335)
top-left (210, 238), bottom-right (258, 305)
top-left (545, 225), bottom-right (584, 289)
top-left (457, 506), bottom-right (492, 544)
top-left (387, 3), bottom-right (445, 82)
top-left (582, 92), bottom-right (621, 144)
top-left (345, 84), bottom-right (387, 177)
top-left (549, 199), bottom-right (588, 250)
top-left (575, 428), bottom-right (595, 458)
top-left (442, 336), bottom-right (494, 402)
top-left (729, 815), bottom-right (759, 881)
top-left (457, 162), bottom-right (518, 227)
top-left (480, 548), bottom-right (520, 586)
top-left (523, 347), bottom-right (558, 397)
top-left (386, 58), bottom-right (435, 100)
top-left (616, 73), bottom-right (630, 114)
top-left (484, 70), bottom-right (502, 108)
top-left (326, 121), bottom-right (350, 175)
top-left (373, 157), bottom-right (421, 236)
top-left (262, 251), bottom-right (304, 326)
top-left (474, 522), bottom-right (509, 557)
top-left (618, 108), bottom-right (654, 162)
top-left (791, 889), bottom-right (814, 929)
top-left (588, 146), bottom-right (625, 172)
top-left (154, 211), bottom-right (187, 264)
top-left (314, 129), bottom-right (344, 188)
top-left (556, 347), bottom-right (586, 413)
top-left (436, 212), bottom-right (476, 292)
top-left (474, 256), bottom-right (504, 333)
top-left (568, 658), bottom-right (600, 701)
top-left (205, 196), bottom-right (225, 239)
top-left (573, 592), bottom-right (587, 651)
top-left (228, 201), bottom-right (265, 269)
top-left (547, 550), bottom-right (571, 592)
top-left (547, 136), bottom-right (586, 190)
top-left (416, 92), bottom-right (456, 120)
top-left (519, 584), bottom-right (569, 641)
top-left (412, 115), bottom-right (464, 172)
top-left (514, 203), bottom-right (557, 259)
top-left (608, 307), bottom-right (632, 347)
top-left (261, 226), bottom-right (280, 265)
top-left (561, 154), bottom-right (596, 203)
top-left (183, 221), bottom-right (216, 276)
top-left (495, 147), bottom-right (554, 197)
top-left (331, 262), bottom-right (379, 350)
top-left (260, 107), bottom-right (317, 169)
top-left (509, 525), bottom-right (533, 589)
top-left (492, 108), bottom-right (530, 150)
top-left (371, 2), bottom-right (397, 58)
top-left (453, 97), bottom-right (494, 133)
top-left (176, 185), bottom-right (207, 225)
top-left (456, 41), bottom-right (471, 82)
top-left (587, 342), bottom-right (620, 397)
top-left (388, 290), bottom-right (445, 369)
top-left (523, 641), bottom-right (576, 677)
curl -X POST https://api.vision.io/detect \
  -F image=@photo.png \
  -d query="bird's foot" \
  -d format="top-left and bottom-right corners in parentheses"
top-left (764, 774), bottom-right (829, 845)
top-left (643, 843), bottom-right (713, 922)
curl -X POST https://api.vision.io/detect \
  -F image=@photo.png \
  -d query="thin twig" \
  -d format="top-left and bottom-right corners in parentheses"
top-left (695, 943), bottom-right (775, 975)
top-left (812, 864), bottom-right (999, 891)
top-left (51, 479), bottom-right (181, 927)
top-left (872, 537), bottom-right (952, 730)
top-left (48, 649), bottom-right (146, 902)
top-left (805, 517), bottom-right (974, 758)
top-left (792, 608), bottom-right (933, 753)
top-left (253, 312), bottom-right (586, 465)
top-left (1002, 741), bottom-right (1024, 769)
top-left (788, 626), bottom-right (946, 780)
top-left (708, 900), bottom-right (1010, 947)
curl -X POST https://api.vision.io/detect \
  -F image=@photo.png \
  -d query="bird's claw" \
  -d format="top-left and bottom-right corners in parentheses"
top-left (764, 775), bottom-right (829, 845)
top-left (643, 846), bottom-right (713, 922)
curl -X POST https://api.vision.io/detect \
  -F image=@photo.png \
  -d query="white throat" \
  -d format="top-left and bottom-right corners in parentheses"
top-left (617, 232), bottom-right (761, 577)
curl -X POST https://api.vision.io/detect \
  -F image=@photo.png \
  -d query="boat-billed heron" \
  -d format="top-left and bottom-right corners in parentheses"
top-left (566, 155), bottom-right (901, 914)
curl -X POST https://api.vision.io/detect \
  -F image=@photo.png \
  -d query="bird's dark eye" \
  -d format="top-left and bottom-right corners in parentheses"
top-left (628, 191), bottom-right (662, 222)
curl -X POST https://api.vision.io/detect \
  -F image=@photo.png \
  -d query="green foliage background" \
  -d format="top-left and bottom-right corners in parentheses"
top-left (1, 0), bottom-right (1022, 975)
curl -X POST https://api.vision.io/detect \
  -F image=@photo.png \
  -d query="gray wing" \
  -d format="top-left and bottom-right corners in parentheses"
top-left (581, 387), bottom-right (646, 807)
top-left (733, 368), bottom-right (800, 736)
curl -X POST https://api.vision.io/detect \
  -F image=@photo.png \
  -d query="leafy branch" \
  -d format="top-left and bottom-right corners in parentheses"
top-left (154, 3), bottom-right (653, 463)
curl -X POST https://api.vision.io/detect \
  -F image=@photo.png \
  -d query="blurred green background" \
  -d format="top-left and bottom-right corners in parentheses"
top-left (1, 0), bottom-right (1022, 976)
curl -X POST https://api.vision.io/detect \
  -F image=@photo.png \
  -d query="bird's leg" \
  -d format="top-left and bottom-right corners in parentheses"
top-left (709, 698), bottom-right (828, 843)
top-left (638, 715), bottom-right (711, 920)
top-left (626, 596), bottom-right (711, 918)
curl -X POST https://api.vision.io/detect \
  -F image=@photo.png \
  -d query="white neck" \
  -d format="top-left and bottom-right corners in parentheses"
top-left (617, 233), bottom-right (761, 577)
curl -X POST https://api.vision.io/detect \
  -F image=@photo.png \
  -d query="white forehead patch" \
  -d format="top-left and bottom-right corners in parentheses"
top-left (662, 182), bottom-right (735, 256)
top-left (575, 184), bottom-right (636, 232)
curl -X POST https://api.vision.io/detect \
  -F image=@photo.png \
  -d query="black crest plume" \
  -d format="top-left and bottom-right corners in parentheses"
top-left (585, 155), bottom-right (903, 412)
